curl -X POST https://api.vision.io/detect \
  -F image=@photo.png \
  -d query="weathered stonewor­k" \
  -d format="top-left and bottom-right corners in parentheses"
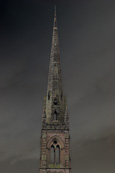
top-left (39, 6), bottom-right (71, 173)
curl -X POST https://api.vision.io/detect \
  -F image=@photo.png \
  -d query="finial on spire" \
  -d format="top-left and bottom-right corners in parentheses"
top-left (54, 5), bottom-right (56, 17)
top-left (54, 5), bottom-right (57, 27)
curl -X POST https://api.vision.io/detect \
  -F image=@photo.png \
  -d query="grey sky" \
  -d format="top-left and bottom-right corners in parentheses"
top-left (0, 0), bottom-right (115, 172)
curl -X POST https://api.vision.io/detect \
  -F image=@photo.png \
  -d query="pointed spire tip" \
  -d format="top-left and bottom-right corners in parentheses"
top-left (55, 5), bottom-right (56, 11)
top-left (54, 5), bottom-right (56, 17)
top-left (54, 5), bottom-right (57, 27)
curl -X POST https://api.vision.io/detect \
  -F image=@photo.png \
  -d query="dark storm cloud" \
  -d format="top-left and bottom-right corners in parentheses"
top-left (0, 0), bottom-right (115, 172)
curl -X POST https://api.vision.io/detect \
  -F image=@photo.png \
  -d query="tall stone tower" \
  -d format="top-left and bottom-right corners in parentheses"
top-left (39, 7), bottom-right (71, 173)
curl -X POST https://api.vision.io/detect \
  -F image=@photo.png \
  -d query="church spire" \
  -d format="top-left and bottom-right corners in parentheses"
top-left (39, 7), bottom-right (71, 173)
top-left (44, 7), bottom-right (67, 124)
top-left (47, 6), bottom-right (63, 100)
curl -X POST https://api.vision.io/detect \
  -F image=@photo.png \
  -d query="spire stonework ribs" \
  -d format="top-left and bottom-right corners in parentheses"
top-left (39, 7), bottom-right (71, 173)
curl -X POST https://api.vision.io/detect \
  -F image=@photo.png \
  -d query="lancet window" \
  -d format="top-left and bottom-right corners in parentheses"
top-left (50, 140), bottom-right (60, 164)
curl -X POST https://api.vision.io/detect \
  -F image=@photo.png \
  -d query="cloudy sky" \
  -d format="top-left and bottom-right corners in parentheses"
top-left (0, 0), bottom-right (115, 172)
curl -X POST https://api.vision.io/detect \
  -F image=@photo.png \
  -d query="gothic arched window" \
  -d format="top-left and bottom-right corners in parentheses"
top-left (50, 141), bottom-right (60, 164)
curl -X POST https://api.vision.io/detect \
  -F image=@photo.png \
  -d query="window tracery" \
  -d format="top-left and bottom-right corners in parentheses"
top-left (50, 140), bottom-right (60, 164)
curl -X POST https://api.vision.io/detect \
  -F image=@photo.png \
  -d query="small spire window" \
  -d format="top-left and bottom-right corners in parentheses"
top-left (54, 98), bottom-right (58, 105)
top-left (54, 110), bottom-right (58, 120)
top-left (48, 91), bottom-right (50, 100)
